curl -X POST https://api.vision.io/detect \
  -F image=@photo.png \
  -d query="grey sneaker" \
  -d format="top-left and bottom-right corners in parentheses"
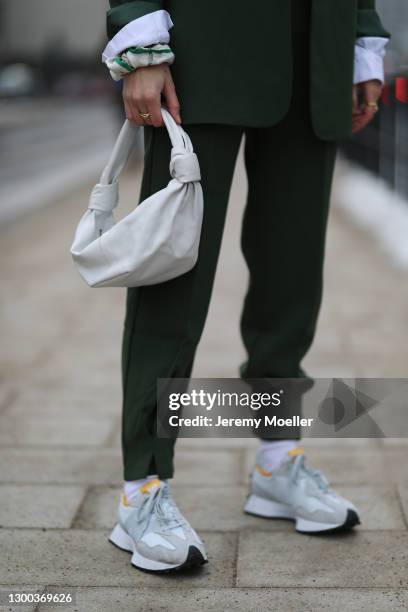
top-left (244, 447), bottom-right (360, 534)
top-left (109, 479), bottom-right (207, 573)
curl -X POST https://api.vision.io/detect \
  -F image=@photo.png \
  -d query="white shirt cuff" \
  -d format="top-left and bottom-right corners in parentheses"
top-left (354, 36), bottom-right (388, 85)
top-left (102, 10), bottom-right (173, 62)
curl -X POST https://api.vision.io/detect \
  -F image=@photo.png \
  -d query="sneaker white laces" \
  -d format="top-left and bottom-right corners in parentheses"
top-left (137, 484), bottom-right (186, 534)
top-left (289, 455), bottom-right (330, 492)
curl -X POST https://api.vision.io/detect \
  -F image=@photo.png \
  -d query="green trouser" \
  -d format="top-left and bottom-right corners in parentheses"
top-left (121, 31), bottom-right (337, 480)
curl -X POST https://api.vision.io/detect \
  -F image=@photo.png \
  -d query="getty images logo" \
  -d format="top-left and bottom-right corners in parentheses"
top-left (317, 379), bottom-right (385, 437)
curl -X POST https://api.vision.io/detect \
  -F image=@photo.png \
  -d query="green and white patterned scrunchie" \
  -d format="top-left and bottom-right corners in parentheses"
top-left (106, 44), bottom-right (175, 81)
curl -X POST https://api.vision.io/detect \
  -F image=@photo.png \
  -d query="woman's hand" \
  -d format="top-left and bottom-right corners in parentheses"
top-left (352, 79), bottom-right (383, 134)
top-left (122, 63), bottom-right (181, 127)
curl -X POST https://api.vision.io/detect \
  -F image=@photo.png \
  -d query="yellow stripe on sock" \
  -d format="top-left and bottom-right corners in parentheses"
top-left (255, 464), bottom-right (272, 477)
top-left (139, 478), bottom-right (161, 494)
top-left (288, 446), bottom-right (305, 457)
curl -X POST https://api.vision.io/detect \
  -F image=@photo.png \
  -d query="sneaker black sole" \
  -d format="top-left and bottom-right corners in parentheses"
top-left (296, 509), bottom-right (361, 535)
top-left (244, 500), bottom-right (360, 536)
top-left (133, 546), bottom-right (208, 575)
top-left (109, 537), bottom-right (208, 574)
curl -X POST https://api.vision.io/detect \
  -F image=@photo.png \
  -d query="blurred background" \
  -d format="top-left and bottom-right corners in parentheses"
top-left (0, 2), bottom-right (408, 606)
top-left (0, 0), bottom-right (123, 226)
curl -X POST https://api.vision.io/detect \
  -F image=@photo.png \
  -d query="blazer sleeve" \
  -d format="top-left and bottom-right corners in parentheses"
top-left (357, 0), bottom-right (391, 38)
top-left (107, 0), bottom-right (164, 39)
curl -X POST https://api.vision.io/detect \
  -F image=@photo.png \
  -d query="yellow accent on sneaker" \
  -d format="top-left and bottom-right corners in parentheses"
top-left (121, 493), bottom-right (129, 507)
top-left (255, 464), bottom-right (272, 477)
top-left (139, 478), bottom-right (162, 494)
top-left (288, 446), bottom-right (305, 457)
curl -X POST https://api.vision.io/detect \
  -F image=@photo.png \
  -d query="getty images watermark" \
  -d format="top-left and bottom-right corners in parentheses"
top-left (166, 388), bottom-right (313, 430)
top-left (157, 378), bottom-right (408, 438)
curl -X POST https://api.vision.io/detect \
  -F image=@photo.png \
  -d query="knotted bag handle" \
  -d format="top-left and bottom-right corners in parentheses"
top-left (100, 108), bottom-right (193, 186)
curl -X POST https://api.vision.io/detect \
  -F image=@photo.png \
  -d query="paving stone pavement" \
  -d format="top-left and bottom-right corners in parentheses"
top-left (1, 151), bottom-right (408, 612)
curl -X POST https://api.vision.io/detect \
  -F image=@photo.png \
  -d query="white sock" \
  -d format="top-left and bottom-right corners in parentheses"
top-left (124, 475), bottom-right (159, 504)
top-left (258, 440), bottom-right (299, 472)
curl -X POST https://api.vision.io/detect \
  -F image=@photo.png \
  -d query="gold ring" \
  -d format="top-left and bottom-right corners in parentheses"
top-left (138, 112), bottom-right (151, 119)
top-left (367, 102), bottom-right (379, 112)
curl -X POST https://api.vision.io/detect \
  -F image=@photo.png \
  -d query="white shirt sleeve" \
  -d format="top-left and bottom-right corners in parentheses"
top-left (354, 37), bottom-right (388, 85)
top-left (102, 10), bottom-right (173, 62)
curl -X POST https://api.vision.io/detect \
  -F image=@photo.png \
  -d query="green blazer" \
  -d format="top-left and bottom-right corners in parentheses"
top-left (106, 0), bottom-right (390, 140)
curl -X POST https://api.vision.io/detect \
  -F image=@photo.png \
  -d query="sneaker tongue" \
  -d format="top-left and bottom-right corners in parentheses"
top-left (139, 478), bottom-right (162, 495)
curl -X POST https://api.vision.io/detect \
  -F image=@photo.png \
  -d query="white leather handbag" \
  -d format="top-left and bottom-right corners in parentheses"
top-left (70, 108), bottom-right (203, 288)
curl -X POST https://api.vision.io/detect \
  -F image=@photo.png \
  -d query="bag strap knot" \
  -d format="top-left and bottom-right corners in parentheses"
top-left (169, 150), bottom-right (201, 183)
top-left (88, 182), bottom-right (119, 212)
